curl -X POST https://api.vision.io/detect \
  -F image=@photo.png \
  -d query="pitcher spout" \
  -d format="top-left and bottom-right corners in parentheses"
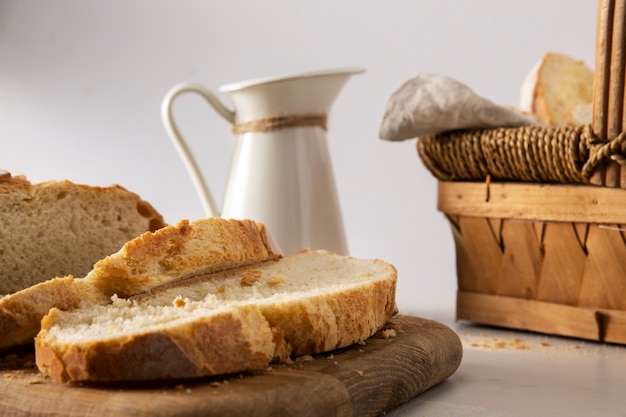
top-left (220, 67), bottom-right (365, 124)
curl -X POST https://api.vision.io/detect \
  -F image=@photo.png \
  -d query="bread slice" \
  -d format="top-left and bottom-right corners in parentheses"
top-left (0, 218), bottom-right (282, 349)
top-left (35, 250), bottom-right (398, 383)
top-left (0, 171), bottom-right (166, 295)
top-left (519, 52), bottom-right (593, 126)
top-left (84, 218), bottom-right (283, 298)
top-left (0, 276), bottom-right (110, 349)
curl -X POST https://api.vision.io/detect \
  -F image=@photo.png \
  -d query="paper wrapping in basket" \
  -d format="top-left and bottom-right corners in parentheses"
top-left (378, 73), bottom-right (536, 141)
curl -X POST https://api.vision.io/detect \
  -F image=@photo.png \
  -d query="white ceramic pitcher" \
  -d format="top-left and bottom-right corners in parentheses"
top-left (161, 67), bottom-right (364, 255)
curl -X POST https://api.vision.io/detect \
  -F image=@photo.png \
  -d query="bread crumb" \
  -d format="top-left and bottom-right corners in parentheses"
top-left (354, 370), bottom-right (364, 377)
top-left (266, 275), bottom-right (285, 285)
top-left (295, 355), bottom-right (314, 362)
top-left (240, 269), bottom-right (262, 287)
top-left (463, 335), bottom-right (544, 351)
top-left (380, 329), bottom-right (397, 339)
top-left (389, 323), bottom-right (403, 331)
top-left (173, 297), bottom-right (186, 307)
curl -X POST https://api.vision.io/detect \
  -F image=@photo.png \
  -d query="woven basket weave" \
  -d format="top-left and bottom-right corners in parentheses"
top-left (418, 124), bottom-right (626, 186)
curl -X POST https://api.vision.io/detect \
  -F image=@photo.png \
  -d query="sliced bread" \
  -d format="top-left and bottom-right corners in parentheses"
top-left (35, 250), bottom-right (398, 383)
top-left (0, 217), bottom-right (283, 349)
top-left (0, 171), bottom-right (166, 295)
top-left (0, 276), bottom-right (110, 349)
top-left (83, 217), bottom-right (283, 298)
top-left (519, 51), bottom-right (593, 126)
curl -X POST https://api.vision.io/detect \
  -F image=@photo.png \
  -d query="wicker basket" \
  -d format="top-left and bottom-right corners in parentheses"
top-left (416, 0), bottom-right (626, 343)
top-left (436, 180), bottom-right (626, 344)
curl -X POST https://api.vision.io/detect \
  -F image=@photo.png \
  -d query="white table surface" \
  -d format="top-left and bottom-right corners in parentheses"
top-left (387, 303), bottom-right (626, 417)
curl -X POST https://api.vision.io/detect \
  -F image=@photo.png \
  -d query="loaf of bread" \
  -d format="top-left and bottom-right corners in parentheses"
top-left (0, 171), bottom-right (166, 295)
top-left (35, 250), bottom-right (397, 383)
top-left (519, 52), bottom-right (593, 126)
top-left (0, 218), bottom-right (282, 349)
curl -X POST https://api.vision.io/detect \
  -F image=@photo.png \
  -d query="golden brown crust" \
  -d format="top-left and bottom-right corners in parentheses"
top-left (0, 170), bottom-right (29, 186)
top-left (39, 180), bottom-right (166, 231)
top-left (86, 218), bottom-right (283, 298)
top-left (0, 276), bottom-right (109, 349)
top-left (36, 306), bottom-right (274, 382)
top-left (260, 260), bottom-right (397, 357)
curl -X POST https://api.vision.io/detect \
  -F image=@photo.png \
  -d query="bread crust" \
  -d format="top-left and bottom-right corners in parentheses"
top-left (0, 276), bottom-right (109, 349)
top-left (0, 173), bottom-right (166, 295)
top-left (35, 305), bottom-right (274, 382)
top-left (85, 218), bottom-right (283, 298)
top-left (260, 263), bottom-right (397, 357)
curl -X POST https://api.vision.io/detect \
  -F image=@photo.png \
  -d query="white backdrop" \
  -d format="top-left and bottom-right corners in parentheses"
top-left (1, 0), bottom-right (596, 317)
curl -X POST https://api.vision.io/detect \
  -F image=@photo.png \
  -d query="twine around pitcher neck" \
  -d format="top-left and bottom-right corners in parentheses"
top-left (231, 113), bottom-right (328, 135)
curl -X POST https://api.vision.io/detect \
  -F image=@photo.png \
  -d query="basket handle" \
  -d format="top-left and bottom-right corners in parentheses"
top-left (590, 0), bottom-right (626, 187)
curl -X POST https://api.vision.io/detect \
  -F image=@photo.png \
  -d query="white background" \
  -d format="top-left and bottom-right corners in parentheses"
top-left (0, 0), bottom-right (596, 315)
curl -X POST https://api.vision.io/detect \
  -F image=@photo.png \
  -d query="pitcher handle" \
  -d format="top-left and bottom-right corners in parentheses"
top-left (161, 82), bottom-right (235, 218)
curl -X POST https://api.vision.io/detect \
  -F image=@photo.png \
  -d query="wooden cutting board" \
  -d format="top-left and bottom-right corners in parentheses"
top-left (0, 315), bottom-right (462, 417)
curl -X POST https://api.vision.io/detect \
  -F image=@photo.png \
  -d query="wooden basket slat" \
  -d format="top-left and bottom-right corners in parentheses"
top-left (454, 216), bottom-right (503, 294)
top-left (536, 222), bottom-right (587, 305)
top-left (578, 225), bottom-right (626, 309)
top-left (498, 221), bottom-right (542, 299)
top-left (457, 291), bottom-right (626, 344)
top-left (605, 163), bottom-right (623, 187)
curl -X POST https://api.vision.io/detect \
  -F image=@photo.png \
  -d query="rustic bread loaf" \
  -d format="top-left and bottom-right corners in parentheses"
top-left (0, 217), bottom-right (283, 349)
top-left (35, 250), bottom-right (398, 383)
top-left (519, 52), bottom-right (593, 126)
top-left (0, 171), bottom-right (166, 295)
